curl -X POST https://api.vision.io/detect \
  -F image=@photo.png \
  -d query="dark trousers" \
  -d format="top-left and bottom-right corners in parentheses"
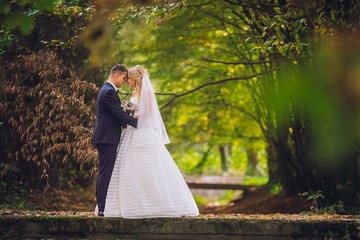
top-left (95, 144), bottom-right (117, 212)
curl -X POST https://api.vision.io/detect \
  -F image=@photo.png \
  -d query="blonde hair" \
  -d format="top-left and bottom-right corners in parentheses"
top-left (128, 65), bottom-right (149, 101)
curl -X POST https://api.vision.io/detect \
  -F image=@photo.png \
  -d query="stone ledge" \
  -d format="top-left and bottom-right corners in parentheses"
top-left (0, 215), bottom-right (359, 239)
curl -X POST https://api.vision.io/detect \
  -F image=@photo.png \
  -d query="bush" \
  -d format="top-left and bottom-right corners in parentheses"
top-left (0, 50), bottom-right (98, 194)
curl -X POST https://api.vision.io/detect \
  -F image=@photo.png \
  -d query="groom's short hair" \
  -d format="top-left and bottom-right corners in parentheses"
top-left (110, 64), bottom-right (127, 77)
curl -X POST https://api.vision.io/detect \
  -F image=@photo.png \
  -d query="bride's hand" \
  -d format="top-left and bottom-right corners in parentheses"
top-left (134, 115), bottom-right (139, 119)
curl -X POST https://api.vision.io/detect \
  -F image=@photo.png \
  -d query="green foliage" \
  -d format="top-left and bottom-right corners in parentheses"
top-left (193, 195), bottom-right (207, 207)
top-left (0, 201), bottom-right (39, 211)
top-left (0, 0), bottom-right (59, 35)
top-left (0, 27), bottom-right (18, 54)
top-left (270, 183), bottom-right (284, 195)
top-left (194, 190), bottom-right (244, 207)
top-left (217, 190), bottom-right (244, 205)
top-left (300, 191), bottom-right (324, 213)
top-left (112, 2), bottom-right (268, 179)
top-left (0, 162), bottom-right (39, 211)
top-left (243, 176), bottom-right (268, 186)
top-left (1, 0), bottom-right (360, 211)
top-left (0, 162), bottom-right (23, 202)
top-left (110, 3), bottom-right (360, 210)
top-left (300, 191), bottom-right (345, 215)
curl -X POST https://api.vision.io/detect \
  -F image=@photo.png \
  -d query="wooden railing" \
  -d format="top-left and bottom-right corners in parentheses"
top-left (186, 182), bottom-right (257, 190)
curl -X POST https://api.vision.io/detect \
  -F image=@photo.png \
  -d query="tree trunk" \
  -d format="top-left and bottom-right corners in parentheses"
top-left (245, 143), bottom-right (259, 176)
top-left (194, 144), bottom-right (212, 174)
top-left (219, 145), bottom-right (228, 173)
top-left (266, 140), bottom-right (278, 186)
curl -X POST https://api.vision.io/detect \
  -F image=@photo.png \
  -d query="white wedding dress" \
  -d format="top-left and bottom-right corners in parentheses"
top-left (97, 96), bottom-right (199, 219)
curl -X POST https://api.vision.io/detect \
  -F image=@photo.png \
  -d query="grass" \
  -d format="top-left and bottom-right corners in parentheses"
top-left (243, 175), bottom-right (268, 186)
top-left (0, 200), bottom-right (40, 211)
top-left (194, 195), bottom-right (208, 207)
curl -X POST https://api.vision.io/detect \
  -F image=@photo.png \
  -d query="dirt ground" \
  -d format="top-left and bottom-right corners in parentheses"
top-left (200, 186), bottom-right (313, 214)
top-left (28, 184), bottom-right (97, 212)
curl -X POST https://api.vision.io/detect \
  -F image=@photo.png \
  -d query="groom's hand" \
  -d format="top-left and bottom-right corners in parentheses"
top-left (134, 116), bottom-right (138, 119)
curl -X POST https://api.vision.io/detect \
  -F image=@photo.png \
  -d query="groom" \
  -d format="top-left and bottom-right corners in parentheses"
top-left (92, 64), bottom-right (138, 217)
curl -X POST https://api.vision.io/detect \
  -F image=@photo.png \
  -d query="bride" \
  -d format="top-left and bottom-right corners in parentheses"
top-left (98, 65), bottom-right (199, 218)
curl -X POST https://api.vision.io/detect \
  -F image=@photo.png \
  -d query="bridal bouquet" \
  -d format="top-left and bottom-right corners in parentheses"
top-left (121, 100), bottom-right (135, 116)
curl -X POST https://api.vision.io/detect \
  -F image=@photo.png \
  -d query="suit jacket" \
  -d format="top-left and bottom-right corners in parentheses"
top-left (92, 82), bottom-right (137, 145)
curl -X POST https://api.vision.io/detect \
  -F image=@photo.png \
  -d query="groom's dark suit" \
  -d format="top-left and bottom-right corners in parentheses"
top-left (92, 82), bottom-right (137, 212)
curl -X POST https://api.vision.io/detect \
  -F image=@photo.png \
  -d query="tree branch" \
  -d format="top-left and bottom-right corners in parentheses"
top-left (188, 0), bottom-right (216, 8)
top-left (72, 126), bottom-right (92, 133)
top-left (201, 56), bottom-right (314, 65)
top-left (201, 57), bottom-right (273, 65)
top-left (118, 92), bottom-right (177, 96)
top-left (198, 8), bottom-right (243, 31)
top-left (160, 65), bottom-right (282, 110)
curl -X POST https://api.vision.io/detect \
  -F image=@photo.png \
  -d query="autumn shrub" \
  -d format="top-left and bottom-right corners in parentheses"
top-left (0, 49), bottom-right (99, 196)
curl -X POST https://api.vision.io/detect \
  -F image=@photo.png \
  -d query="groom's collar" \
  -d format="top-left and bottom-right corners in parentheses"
top-left (106, 81), bottom-right (118, 92)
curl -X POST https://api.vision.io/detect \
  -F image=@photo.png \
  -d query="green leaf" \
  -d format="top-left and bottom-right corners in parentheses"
top-left (32, 0), bottom-right (59, 11)
top-left (0, 2), bottom-right (10, 14)
top-left (5, 13), bottom-right (35, 35)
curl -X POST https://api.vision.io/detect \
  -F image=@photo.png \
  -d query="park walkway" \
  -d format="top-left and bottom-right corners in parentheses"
top-left (0, 210), bottom-right (359, 239)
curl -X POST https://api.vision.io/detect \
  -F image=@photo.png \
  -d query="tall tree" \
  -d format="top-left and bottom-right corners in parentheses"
top-left (112, 0), bottom-right (360, 207)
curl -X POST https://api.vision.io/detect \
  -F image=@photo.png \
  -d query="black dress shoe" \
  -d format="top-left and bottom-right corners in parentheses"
top-left (98, 211), bottom-right (104, 217)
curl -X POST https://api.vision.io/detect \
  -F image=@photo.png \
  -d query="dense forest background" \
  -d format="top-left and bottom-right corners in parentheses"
top-left (0, 0), bottom-right (359, 213)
